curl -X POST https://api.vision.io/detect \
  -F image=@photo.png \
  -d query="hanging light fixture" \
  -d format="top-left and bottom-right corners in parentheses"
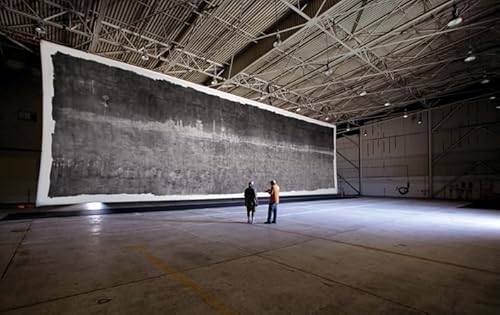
top-left (359, 90), bottom-right (367, 96)
top-left (481, 74), bottom-right (490, 84)
top-left (323, 31), bottom-right (333, 76)
top-left (272, 3), bottom-right (281, 48)
top-left (296, 108), bottom-right (301, 112)
top-left (35, 22), bottom-right (47, 35)
top-left (139, 48), bottom-right (149, 61)
top-left (490, 96), bottom-right (496, 100)
top-left (210, 66), bottom-right (218, 85)
top-left (363, 130), bottom-right (367, 137)
top-left (447, 1), bottom-right (463, 28)
top-left (417, 114), bottom-right (422, 124)
top-left (324, 64), bottom-right (333, 76)
top-left (464, 50), bottom-right (476, 62)
top-left (384, 102), bottom-right (391, 107)
top-left (403, 109), bottom-right (408, 119)
top-left (273, 32), bottom-right (281, 48)
top-left (346, 123), bottom-right (350, 132)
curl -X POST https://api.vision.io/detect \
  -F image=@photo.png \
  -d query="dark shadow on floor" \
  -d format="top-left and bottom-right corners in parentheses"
top-left (460, 200), bottom-right (500, 210)
top-left (2, 195), bottom-right (351, 221)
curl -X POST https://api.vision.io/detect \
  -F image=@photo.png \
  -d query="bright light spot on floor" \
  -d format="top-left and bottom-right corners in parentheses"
top-left (87, 215), bottom-right (103, 234)
top-left (458, 215), bottom-right (500, 229)
top-left (86, 202), bottom-right (104, 210)
top-left (414, 211), bottom-right (500, 230)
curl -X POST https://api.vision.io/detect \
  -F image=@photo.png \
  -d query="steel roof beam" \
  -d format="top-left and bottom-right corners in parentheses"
top-left (205, 0), bottom-right (342, 84)
top-left (1, 0), bottom-right (316, 111)
top-left (88, 0), bottom-right (109, 53)
top-left (152, 1), bottom-right (209, 70)
top-left (289, 8), bottom-right (496, 95)
top-left (279, 0), bottom-right (387, 76)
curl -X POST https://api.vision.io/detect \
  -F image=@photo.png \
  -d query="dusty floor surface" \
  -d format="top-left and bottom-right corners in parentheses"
top-left (1, 198), bottom-right (499, 314)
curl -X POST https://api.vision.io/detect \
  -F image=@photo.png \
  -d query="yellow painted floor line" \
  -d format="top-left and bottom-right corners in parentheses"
top-left (129, 244), bottom-right (239, 315)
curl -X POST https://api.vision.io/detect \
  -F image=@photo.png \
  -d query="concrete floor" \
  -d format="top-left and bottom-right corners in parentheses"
top-left (0, 198), bottom-right (499, 314)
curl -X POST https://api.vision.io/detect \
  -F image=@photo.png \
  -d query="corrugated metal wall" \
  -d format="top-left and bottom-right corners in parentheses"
top-left (337, 99), bottom-right (500, 200)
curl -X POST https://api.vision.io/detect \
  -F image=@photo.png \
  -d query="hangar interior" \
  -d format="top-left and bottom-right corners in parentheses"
top-left (0, 0), bottom-right (499, 314)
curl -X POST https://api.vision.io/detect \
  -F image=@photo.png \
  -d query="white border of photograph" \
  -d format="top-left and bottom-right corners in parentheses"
top-left (37, 40), bottom-right (337, 206)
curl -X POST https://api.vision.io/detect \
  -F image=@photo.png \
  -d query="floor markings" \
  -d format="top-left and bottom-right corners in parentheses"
top-left (129, 244), bottom-right (239, 315)
top-left (1, 220), bottom-right (32, 279)
top-left (259, 225), bottom-right (500, 276)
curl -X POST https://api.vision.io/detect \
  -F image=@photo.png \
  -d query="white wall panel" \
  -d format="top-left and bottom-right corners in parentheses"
top-left (337, 99), bottom-right (500, 200)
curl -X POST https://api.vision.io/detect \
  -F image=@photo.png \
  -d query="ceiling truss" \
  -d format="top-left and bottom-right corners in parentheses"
top-left (0, 0), bottom-right (498, 126)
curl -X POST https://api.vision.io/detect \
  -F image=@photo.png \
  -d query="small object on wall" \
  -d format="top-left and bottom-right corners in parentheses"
top-left (102, 95), bottom-right (110, 107)
top-left (17, 110), bottom-right (37, 122)
top-left (396, 182), bottom-right (410, 195)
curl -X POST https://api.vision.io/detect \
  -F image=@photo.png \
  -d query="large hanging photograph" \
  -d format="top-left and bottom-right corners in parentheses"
top-left (37, 41), bottom-right (337, 206)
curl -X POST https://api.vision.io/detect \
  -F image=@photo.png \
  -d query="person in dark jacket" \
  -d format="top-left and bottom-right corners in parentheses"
top-left (244, 181), bottom-right (258, 224)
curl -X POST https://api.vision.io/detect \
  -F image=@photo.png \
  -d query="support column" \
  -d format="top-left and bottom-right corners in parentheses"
top-left (427, 110), bottom-right (433, 198)
top-left (359, 132), bottom-right (363, 196)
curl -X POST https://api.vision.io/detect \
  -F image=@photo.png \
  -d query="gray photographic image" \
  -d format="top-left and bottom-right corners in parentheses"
top-left (38, 42), bottom-right (336, 205)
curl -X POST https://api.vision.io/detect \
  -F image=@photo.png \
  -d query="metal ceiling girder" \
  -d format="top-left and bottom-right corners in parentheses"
top-left (307, 43), bottom-right (485, 108)
top-left (216, 0), bottom-right (362, 111)
top-left (290, 0), bottom-right (459, 96)
top-left (0, 29), bottom-right (35, 53)
top-left (350, 0), bottom-right (368, 34)
top-left (238, 14), bottom-right (487, 81)
top-left (160, 49), bottom-right (221, 76)
top-left (227, 72), bottom-right (316, 111)
top-left (333, 20), bottom-right (395, 80)
top-left (300, 33), bottom-right (496, 103)
top-left (156, 0), bottom-right (209, 72)
top-left (0, 0), bottom-right (318, 112)
top-left (290, 17), bottom-right (497, 96)
top-left (248, 0), bottom-right (422, 115)
top-left (216, 0), bottom-right (342, 83)
top-left (337, 93), bottom-right (493, 134)
top-left (280, 0), bottom-right (456, 114)
top-left (1, 2), bottom-right (225, 73)
top-left (279, 0), bottom-right (388, 78)
top-left (323, 76), bottom-right (488, 120)
top-left (266, 0), bottom-right (424, 90)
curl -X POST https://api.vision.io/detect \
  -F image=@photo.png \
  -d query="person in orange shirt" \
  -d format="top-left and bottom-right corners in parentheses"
top-left (265, 180), bottom-right (280, 224)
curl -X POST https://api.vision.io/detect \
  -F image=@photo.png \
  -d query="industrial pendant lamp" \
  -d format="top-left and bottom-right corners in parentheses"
top-left (481, 74), bottom-right (490, 84)
top-left (324, 64), bottom-right (333, 76)
top-left (464, 49), bottom-right (476, 62)
top-left (447, 1), bottom-right (462, 28)
top-left (273, 32), bottom-right (281, 48)
top-left (324, 32), bottom-right (332, 76)
top-left (139, 48), bottom-right (149, 61)
top-left (35, 22), bottom-right (47, 35)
